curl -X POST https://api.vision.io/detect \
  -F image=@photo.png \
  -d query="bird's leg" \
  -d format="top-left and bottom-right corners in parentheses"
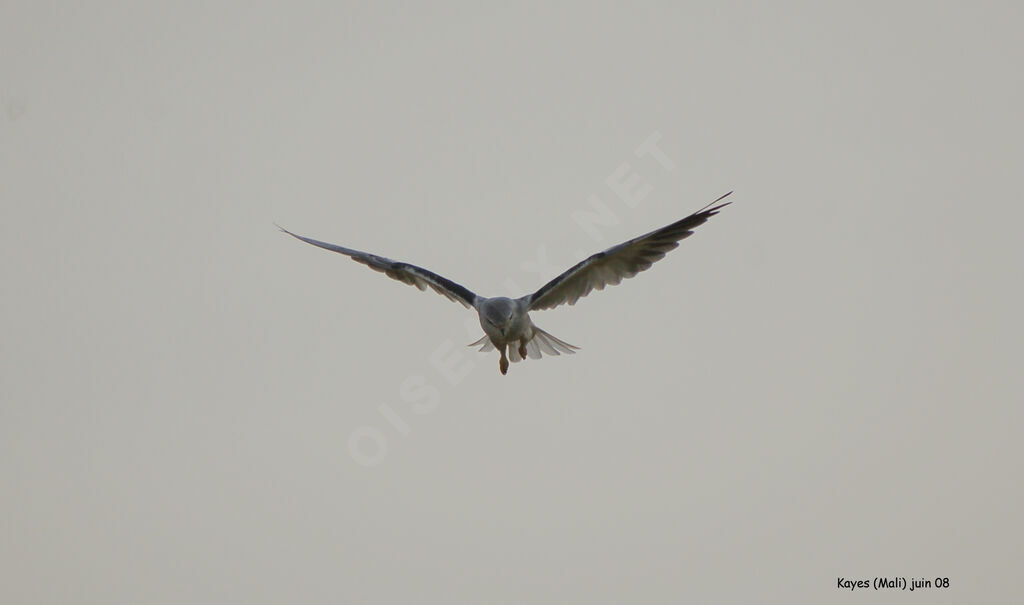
top-left (518, 340), bottom-right (528, 361)
top-left (499, 345), bottom-right (509, 375)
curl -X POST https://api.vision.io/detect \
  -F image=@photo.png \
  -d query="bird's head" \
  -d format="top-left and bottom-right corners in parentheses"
top-left (482, 298), bottom-right (516, 336)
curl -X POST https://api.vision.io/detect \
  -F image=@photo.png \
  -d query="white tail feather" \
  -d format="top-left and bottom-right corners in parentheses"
top-left (468, 334), bottom-right (494, 352)
top-left (533, 327), bottom-right (579, 355)
top-left (468, 327), bottom-right (579, 363)
top-left (525, 338), bottom-right (542, 360)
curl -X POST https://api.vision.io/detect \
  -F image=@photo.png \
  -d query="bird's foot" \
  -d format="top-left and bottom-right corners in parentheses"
top-left (518, 343), bottom-right (528, 360)
top-left (499, 357), bottom-right (509, 375)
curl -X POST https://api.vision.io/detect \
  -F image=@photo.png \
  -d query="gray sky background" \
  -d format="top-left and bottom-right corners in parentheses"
top-left (2, 2), bottom-right (1022, 603)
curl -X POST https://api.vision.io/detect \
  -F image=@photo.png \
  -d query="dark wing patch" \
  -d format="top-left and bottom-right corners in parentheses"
top-left (525, 192), bottom-right (732, 311)
top-left (278, 226), bottom-right (478, 309)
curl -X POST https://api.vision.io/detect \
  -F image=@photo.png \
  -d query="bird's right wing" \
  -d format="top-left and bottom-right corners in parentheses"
top-left (524, 192), bottom-right (732, 311)
top-left (278, 227), bottom-right (479, 309)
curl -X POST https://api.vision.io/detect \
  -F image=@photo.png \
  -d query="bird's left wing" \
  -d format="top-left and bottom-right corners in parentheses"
top-left (278, 227), bottom-right (478, 308)
top-left (524, 192), bottom-right (732, 311)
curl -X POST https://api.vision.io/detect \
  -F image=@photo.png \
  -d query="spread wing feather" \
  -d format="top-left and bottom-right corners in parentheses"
top-left (524, 192), bottom-right (732, 311)
top-left (278, 226), bottom-right (478, 309)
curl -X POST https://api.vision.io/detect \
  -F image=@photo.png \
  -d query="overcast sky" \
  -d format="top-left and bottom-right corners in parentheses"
top-left (2, 2), bottom-right (1022, 603)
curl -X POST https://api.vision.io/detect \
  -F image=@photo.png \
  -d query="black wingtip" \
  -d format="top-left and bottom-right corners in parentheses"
top-left (699, 191), bottom-right (733, 212)
top-left (275, 223), bottom-right (299, 238)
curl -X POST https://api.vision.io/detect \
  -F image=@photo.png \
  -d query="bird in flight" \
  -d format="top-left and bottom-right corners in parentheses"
top-left (280, 192), bottom-right (732, 375)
